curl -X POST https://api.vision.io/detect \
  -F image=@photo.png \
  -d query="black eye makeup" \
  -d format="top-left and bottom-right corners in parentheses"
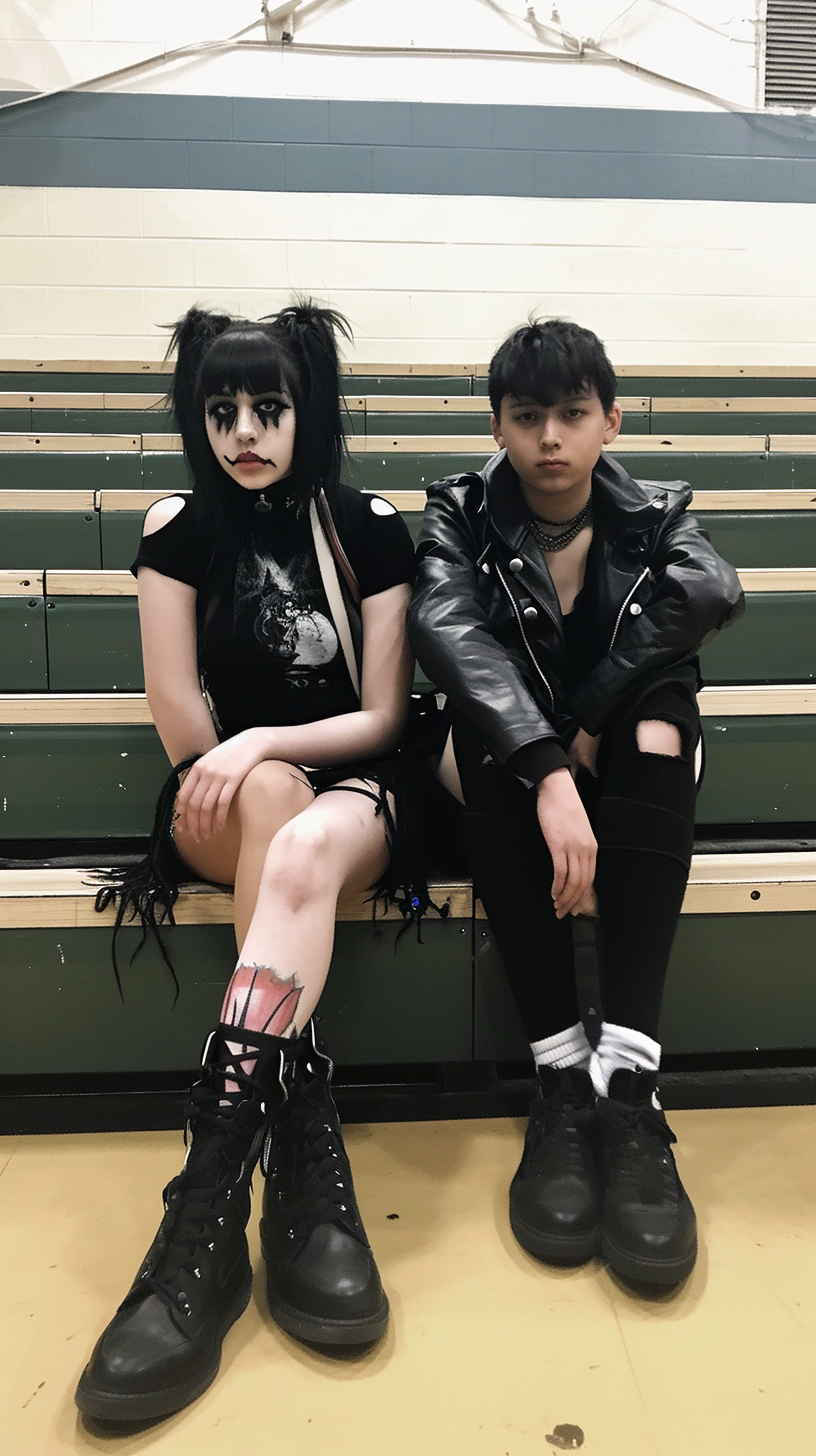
top-left (205, 400), bottom-right (237, 432)
top-left (205, 395), bottom-right (291, 432)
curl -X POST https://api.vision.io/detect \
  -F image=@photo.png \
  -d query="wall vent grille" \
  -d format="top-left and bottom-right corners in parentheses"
top-left (765, 0), bottom-right (816, 107)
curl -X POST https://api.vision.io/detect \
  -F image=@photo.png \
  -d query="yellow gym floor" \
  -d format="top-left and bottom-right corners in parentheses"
top-left (1, 1107), bottom-right (814, 1455)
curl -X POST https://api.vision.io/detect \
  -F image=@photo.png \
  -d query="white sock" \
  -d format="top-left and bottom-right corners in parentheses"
top-left (530, 1022), bottom-right (592, 1072)
top-left (590, 1022), bottom-right (661, 1098)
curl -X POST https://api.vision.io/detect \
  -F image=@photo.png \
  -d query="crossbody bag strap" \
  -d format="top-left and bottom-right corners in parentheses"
top-left (309, 496), bottom-right (362, 700)
top-left (316, 489), bottom-right (361, 606)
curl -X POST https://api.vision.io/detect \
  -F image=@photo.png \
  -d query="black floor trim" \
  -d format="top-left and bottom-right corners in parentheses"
top-left (1, 1059), bottom-right (815, 1135)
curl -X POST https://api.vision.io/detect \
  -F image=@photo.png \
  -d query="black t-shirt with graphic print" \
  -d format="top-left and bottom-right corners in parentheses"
top-left (131, 480), bottom-right (414, 740)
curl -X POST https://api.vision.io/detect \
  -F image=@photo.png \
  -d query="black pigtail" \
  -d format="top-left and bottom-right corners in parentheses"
top-left (267, 299), bottom-right (352, 503)
top-left (165, 306), bottom-right (235, 492)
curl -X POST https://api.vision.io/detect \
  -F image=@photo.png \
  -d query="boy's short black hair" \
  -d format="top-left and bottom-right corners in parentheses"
top-left (488, 317), bottom-right (617, 415)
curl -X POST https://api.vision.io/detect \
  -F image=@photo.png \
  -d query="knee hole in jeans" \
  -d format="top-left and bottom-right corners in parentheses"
top-left (635, 718), bottom-right (683, 758)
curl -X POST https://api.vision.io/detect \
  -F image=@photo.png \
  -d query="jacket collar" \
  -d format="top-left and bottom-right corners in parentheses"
top-left (482, 447), bottom-right (692, 545)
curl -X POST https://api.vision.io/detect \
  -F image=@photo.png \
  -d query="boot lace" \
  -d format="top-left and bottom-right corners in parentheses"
top-left (272, 1093), bottom-right (362, 1244)
top-left (601, 1101), bottom-right (678, 1201)
top-left (134, 1047), bottom-right (268, 1314)
top-left (526, 1096), bottom-right (595, 1177)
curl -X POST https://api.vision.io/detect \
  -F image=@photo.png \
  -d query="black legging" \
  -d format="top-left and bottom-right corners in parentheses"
top-left (455, 684), bottom-right (699, 1043)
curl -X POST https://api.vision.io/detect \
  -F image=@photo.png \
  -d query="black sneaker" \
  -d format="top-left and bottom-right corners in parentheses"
top-left (598, 1068), bottom-right (697, 1286)
top-left (260, 1024), bottom-right (389, 1346)
top-left (75, 1026), bottom-right (287, 1422)
top-left (509, 1064), bottom-right (602, 1265)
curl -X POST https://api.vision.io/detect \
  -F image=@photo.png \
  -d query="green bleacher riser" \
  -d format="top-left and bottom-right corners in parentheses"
top-left (701, 513), bottom-right (816, 570)
top-left (0, 574), bottom-right (46, 690)
top-left (0, 371), bottom-right (169, 392)
top-left (0, 494), bottom-right (101, 570)
top-left (2, 857), bottom-right (815, 1074)
top-left (620, 376), bottom-right (816, 398)
top-left (360, 412), bottom-right (492, 436)
top-left (0, 570), bottom-right (810, 695)
top-left (5, 433), bottom-right (816, 494)
top-left (102, 505), bottom-right (816, 573)
top-left (349, 378), bottom-right (473, 395)
top-left (0, 451), bottom-right (143, 490)
top-left (475, 907), bottom-right (816, 1060)
top-left (0, 690), bottom-right (814, 838)
top-left (29, 411), bottom-right (173, 434)
top-left (651, 411), bottom-right (816, 435)
top-left (3, 363), bottom-right (816, 399)
top-left (100, 499), bottom-right (151, 569)
top-left (0, 884), bottom-right (474, 1074)
top-left (0, 726), bottom-right (164, 838)
top-left (699, 583), bottom-right (816, 684)
top-left (5, 405), bottom-right (816, 438)
top-left (7, 398), bottom-right (816, 438)
top-left (4, 485), bottom-right (815, 572)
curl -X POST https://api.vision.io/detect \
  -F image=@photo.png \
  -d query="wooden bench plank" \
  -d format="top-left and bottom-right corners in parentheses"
top-left (1, 859), bottom-right (814, 928)
top-left (0, 685), bottom-right (813, 725)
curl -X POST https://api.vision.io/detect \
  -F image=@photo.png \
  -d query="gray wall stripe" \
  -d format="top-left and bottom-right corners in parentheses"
top-left (1, 93), bottom-right (815, 202)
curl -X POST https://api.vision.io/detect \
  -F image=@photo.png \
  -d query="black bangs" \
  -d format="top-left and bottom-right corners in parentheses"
top-left (488, 318), bottom-right (617, 414)
top-left (167, 300), bottom-right (349, 519)
top-left (199, 324), bottom-right (296, 403)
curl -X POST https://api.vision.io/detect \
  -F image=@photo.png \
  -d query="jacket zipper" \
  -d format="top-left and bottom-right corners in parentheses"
top-left (495, 561), bottom-right (555, 712)
top-left (608, 567), bottom-right (650, 651)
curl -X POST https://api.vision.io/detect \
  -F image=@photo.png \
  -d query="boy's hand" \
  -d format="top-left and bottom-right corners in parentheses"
top-left (535, 768), bottom-right (597, 919)
top-left (569, 727), bottom-right (601, 779)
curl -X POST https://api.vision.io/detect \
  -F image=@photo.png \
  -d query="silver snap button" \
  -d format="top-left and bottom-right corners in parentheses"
top-left (629, 602), bottom-right (643, 616)
top-left (509, 557), bottom-right (523, 573)
top-left (523, 606), bottom-right (538, 620)
top-left (652, 499), bottom-right (666, 510)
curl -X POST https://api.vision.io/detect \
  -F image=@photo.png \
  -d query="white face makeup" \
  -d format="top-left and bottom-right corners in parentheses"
top-left (204, 388), bottom-right (296, 492)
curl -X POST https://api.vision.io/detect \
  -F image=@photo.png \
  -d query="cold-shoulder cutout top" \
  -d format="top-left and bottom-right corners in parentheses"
top-left (132, 480), bottom-right (414, 739)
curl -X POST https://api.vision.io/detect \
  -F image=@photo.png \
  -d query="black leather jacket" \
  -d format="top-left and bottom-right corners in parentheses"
top-left (408, 449), bottom-right (745, 769)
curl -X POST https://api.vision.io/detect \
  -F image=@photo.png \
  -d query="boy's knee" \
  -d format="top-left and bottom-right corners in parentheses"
top-left (635, 719), bottom-right (682, 758)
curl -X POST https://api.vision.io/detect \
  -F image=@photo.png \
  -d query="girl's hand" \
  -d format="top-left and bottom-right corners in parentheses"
top-left (568, 727), bottom-right (601, 779)
top-left (174, 730), bottom-right (270, 841)
top-left (535, 768), bottom-right (598, 919)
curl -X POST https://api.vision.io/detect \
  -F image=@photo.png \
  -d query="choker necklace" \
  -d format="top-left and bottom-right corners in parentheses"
top-left (528, 499), bottom-right (592, 553)
top-left (254, 492), bottom-right (272, 514)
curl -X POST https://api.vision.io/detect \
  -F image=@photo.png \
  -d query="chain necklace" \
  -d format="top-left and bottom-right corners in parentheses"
top-left (528, 498), bottom-right (592, 553)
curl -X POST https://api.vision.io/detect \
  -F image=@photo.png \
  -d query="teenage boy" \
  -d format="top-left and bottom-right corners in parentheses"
top-left (408, 319), bottom-right (743, 1285)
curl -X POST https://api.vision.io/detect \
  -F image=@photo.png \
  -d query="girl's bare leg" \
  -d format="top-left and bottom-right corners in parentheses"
top-left (173, 764), bottom-right (390, 1040)
top-left (224, 780), bottom-right (390, 1038)
top-left (172, 759), bottom-right (316, 941)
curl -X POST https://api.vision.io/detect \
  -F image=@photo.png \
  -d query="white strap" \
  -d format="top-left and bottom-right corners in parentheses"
top-left (309, 497), bottom-right (361, 700)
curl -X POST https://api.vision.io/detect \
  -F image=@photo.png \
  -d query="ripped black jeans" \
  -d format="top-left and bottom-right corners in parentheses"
top-left (455, 683), bottom-right (701, 1044)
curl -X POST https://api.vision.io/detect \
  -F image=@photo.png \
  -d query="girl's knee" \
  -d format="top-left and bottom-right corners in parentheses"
top-left (635, 719), bottom-right (683, 757)
top-left (261, 817), bottom-right (337, 910)
top-left (235, 760), bottom-right (313, 825)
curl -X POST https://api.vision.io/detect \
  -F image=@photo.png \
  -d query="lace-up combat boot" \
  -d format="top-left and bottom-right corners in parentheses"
top-left (260, 1023), bottom-right (389, 1346)
top-left (509, 1064), bottom-right (602, 1265)
top-left (597, 1067), bottom-right (697, 1285)
top-left (75, 1025), bottom-right (290, 1422)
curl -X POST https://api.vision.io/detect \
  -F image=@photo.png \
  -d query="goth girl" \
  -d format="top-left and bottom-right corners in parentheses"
top-left (76, 303), bottom-right (416, 1421)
